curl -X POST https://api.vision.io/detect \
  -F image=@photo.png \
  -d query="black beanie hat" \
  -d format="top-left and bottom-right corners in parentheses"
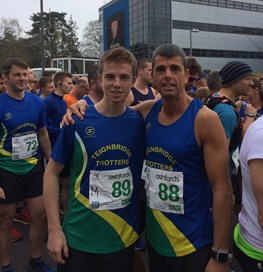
top-left (219, 61), bottom-right (252, 87)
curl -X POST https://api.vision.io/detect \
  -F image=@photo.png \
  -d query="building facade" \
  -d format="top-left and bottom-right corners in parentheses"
top-left (99, 0), bottom-right (263, 72)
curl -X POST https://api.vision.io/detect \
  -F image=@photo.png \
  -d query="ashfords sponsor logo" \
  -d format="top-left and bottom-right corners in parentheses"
top-left (109, 172), bottom-right (131, 179)
top-left (156, 174), bottom-right (180, 182)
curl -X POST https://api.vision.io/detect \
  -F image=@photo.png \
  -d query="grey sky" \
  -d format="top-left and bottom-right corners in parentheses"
top-left (0, 0), bottom-right (109, 40)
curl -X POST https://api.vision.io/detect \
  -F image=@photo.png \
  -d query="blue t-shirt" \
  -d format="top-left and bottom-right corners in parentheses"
top-left (44, 92), bottom-right (67, 147)
top-left (0, 92), bottom-right (46, 174)
top-left (51, 105), bottom-right (145, 254)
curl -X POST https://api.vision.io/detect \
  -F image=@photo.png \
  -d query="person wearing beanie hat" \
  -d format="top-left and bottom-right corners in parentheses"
top-left (219, 61), bottom-right (253, 87)
top-left (207, 60), bottom-right (254, 173)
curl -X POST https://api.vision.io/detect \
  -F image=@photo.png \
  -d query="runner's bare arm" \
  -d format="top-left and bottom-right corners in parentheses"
top-left (195, 106), bottom-right (232, 272)
top-left (38, 127), bottom-right (51, 160)
top-left (44, 159), bottom-right (69, 264)
top-left (125, 90), bottom-right (134, 106)
top-left (62, 99), bottom-right (88, 125)
top-left (132, 99), bottom-right (156, 119)
top-left (0, 187), bottom-right (5, 199)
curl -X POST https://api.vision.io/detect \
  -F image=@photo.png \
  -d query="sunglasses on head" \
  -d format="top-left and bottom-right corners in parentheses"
top-left (188, 77), bottom-right (198, 82)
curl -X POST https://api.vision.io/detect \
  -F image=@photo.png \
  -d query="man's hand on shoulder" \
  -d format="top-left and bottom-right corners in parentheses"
top-left (62, 99), bottom-right (88, 126)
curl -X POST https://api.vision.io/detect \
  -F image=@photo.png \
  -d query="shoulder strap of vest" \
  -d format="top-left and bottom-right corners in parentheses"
top-left (205, 94), bottom-right (237, 110)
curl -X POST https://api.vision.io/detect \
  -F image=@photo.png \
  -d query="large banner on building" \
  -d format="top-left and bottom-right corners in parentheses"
top-left (106, 11), bottom-right (125, 49)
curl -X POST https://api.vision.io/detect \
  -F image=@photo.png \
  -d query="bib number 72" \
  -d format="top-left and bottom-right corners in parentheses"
top-left (26, 139), bottom-right (38, 152)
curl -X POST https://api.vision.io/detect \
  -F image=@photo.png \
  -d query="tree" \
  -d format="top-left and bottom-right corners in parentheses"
top-left (0, 18), bottom-right (32, 66)
top-left (27, 12), bottom-right (81, 67)
top-left (81, 20), bottom-right (100, 58)
top-left (0, 18), bottom-right (23, 39)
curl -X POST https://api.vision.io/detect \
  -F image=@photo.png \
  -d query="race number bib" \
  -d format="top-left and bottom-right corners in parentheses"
top-left (145, 166), bottom-right (184, 214)
top-left (12, 133), bottom-right (38, 160)
top-left (89, 167), bottom-right (133, 210)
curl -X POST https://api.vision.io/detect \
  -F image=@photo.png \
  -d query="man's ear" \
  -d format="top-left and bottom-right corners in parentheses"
top-left (185, 69), bottom-right (190, 83)
top-left (138, 68), bottom-right (143, 76)
top-left (98, 75), bottom-right (102, 84)
top-left (1, 72), bottom-right (8, 81)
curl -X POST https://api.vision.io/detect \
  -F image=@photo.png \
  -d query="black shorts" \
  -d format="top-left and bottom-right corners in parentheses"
top-left (233, 240), bottom-right (263, 272)
top-left (0, 162), bottom-right (44, 204)
top-left (147, 242), bottom-right (211, 272)
top-left (58, 245), bottom-right (135, 272)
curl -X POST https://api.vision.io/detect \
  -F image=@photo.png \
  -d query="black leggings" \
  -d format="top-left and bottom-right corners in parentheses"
top-left (233, 241), bottom-right (263, 272)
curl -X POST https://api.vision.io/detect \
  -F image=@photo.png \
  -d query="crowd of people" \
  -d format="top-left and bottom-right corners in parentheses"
top-left (0, 43), bottom-right (263, 272)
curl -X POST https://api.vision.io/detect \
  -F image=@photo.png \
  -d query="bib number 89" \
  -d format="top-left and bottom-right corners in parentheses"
top-left (112, 180), bottom-right (131, 198)
top-left (158, 183), bottom-right (179, 202)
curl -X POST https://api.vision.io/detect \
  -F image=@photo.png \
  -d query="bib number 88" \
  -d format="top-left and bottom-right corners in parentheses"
top-left (158, 183), bottom-right (179, 202)
top-left (112, 180), bottom-right (131, 198)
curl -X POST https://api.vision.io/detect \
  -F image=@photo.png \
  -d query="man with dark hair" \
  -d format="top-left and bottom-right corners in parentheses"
top-left (44, 71), bottom-right (73, 214)
top-left (0, 58), bottom-right (52, 272)
top-left (64, 76), bottom-right (89, 108)
top-left (207, 61), bottom-right (254, 174)
top-left (207, 70), bottom-right (222, 94)
top-left (185, 57), bottom-right (202, 92)
top-left (27, 69), bottom-right (38, 94)
top-left (134, 43), bottom-right (231, 272)
top-left (43, 47), bottom-right (145, 272)
top-left (64, 44), bottom-right (232, 272)
top-left (39, 76), bottom-right (54, 99)
top-left (83, 64), bottom-right (103, 105)
top-left (126, 58), bottom-right (156, 106)
top-left (241, 77), bottom-right (263, 135)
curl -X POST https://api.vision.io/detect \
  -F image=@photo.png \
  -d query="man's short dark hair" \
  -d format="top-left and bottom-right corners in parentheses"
top-left (53, 72), bottom-right (72, 88)
top-left (39, 76), bottom-right (53, 90)
top-left (152, 44), bottom-right (187, 70)
top-left (2, 58), bottom-right (28, 76)
top-left (136, 58), bottom-right (151, 73)
top-left (207, 70), bottom-right (222, 92)
top-left (252, 77), bottom-right (263, 102)
top-left (186, 57), bottom-right (201, 75)
top-left (42, 70), bottom-right (57, 77)
top-left (99, 46), bottom-right (137, 78)
top-left (87, 64), bottom-right (100, 86)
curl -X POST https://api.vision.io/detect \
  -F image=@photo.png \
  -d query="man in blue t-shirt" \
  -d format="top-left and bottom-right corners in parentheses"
top-left (43, 47), bottom-right (145, 272)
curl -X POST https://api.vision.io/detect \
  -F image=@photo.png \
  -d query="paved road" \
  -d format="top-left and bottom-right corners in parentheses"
top-left (10, 222), bottom-right (148, 272)
top-left (10, 221), bottom-right (242, 272)
top-left (11, 222), bottom-right (55, 272)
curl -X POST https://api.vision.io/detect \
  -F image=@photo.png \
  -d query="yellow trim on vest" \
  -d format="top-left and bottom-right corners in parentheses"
top-left (74, 132), bottom-right (138, 247)
top-left (152, 209), bottom-right (196, 256)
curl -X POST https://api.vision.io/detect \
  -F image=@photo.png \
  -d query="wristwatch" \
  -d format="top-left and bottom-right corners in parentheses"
top-left (211, 248), bottom-right (233, 263)
top-left (246, 113), bottom-right (256, 120)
